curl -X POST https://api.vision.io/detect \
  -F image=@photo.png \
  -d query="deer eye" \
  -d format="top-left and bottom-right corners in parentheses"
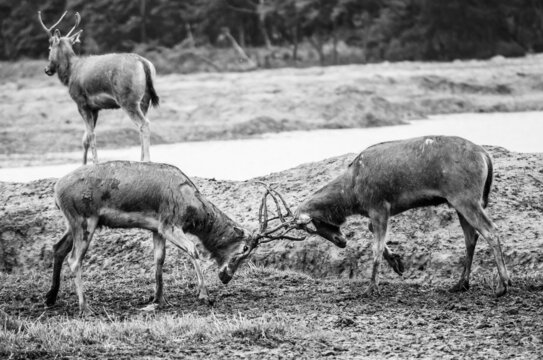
top-left (243, 245), bottom-right (249, 252)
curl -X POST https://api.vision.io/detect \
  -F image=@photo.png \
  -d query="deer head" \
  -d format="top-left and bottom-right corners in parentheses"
top-left (38, 11), bottom-right (83, 76)
top-left (218, 183), bottom-right (306, 284)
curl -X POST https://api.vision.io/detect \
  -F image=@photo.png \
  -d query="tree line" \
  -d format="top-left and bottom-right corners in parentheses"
top-left (1, 0), bottom-right (542, 64)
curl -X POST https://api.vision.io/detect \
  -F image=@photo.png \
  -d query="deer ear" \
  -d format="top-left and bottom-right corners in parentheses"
top-left (233, 226), bottom-right (244, 237)
top-left (70, 30), bottom-right (82, 44)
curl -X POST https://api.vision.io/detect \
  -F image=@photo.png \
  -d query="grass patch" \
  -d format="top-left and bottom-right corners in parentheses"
top-left (0, 311), bottom-right (294, 356)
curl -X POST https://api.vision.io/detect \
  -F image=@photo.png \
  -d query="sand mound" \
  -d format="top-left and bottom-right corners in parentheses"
top-left (1, 146), bottom-right (542, 282)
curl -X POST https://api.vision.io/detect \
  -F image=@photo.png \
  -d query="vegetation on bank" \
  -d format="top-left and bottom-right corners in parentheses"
top-left (2, 55), bottom-right (543, 165)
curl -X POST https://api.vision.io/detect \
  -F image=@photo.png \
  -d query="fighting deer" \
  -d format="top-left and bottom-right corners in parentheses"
top-left (48, 161), bottom-right (289, 315)
top-left (38, 11), bottom-right (159, 164)
top-left (287, 136), bottom-right (510, 297)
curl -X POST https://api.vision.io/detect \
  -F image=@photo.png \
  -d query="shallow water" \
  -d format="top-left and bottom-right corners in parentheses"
top-left (1, 111), bottom-right (541, 182)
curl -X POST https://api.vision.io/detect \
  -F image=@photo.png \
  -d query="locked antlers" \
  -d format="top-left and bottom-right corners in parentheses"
top-left (255, 182), bottom-right (305, 244)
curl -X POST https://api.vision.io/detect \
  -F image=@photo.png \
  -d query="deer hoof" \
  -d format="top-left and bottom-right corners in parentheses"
top-left (44, 293), bottom-right (57, 307)
top-left (146, 295), bottom-right (167, 306)
top-left (388, 254), bottom-right (405, 277)
top-left (79, 306), bottom-right (94, 317)
top-left (448, 280), bottom-right (470, 293)
top-left (141, 303), bottom-right (159, 312)
top-left (495, 283), bottom-right (508, 298)
top-left (199, 296), bottom-right (214, 306)
top-left (362, 283), bottom-right (381, 297)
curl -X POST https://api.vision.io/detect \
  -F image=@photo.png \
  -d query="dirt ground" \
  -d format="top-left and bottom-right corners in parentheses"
top-left (2, 55), bottom-right (543, 358)
top-left (3, 54), bottom-right (543, 167)
top-left (1, 145), bottom-right (542, 358)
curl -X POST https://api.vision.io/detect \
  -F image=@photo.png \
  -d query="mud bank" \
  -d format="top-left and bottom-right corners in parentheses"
top-left (1, 146), bottom-right (542, 282)
top-left (3, 55), bottom-right (543, 167)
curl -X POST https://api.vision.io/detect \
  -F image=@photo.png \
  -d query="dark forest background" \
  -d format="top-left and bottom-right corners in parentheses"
top-left (1, 0), bottom-right (543, 68)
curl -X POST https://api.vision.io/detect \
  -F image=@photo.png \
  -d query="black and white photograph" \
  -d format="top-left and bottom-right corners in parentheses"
top-left (1, 0), bottom-right (542, 358)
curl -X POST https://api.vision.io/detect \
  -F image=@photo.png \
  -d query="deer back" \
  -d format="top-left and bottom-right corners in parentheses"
top-left (54, 161), bottom-right (199, 227)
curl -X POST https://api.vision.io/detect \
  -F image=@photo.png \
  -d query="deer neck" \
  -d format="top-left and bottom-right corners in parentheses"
top-left (57, 47), bottom-right (77, 86)
top-left (184, 195), bottom-right (241, 263)
top-left (299, 173), bottom-right (357, 226)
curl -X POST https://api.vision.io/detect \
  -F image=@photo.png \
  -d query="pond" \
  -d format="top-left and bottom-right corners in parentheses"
top-left (0, 111), bottom-right (541, 182)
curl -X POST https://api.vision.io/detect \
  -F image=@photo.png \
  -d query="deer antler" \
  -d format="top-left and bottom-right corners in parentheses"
top-left (254, 182), bottom-right (305, 245)
top-left (66, 12), bottom-right (81, 37)
top-left (38, 10), bottom-right (68, 38)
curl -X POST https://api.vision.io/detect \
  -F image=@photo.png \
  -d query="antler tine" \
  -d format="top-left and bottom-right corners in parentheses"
top-left (258, 190), bottom-right (266, 232)
top-left (66, 12), bottom-right (81, 37)
top-left (259, 235), bottom-right (305, 243)
top-left (269, 188), bottom-right (294, 218)
top-left (260, 191), bottom-right (270, 233)
top-left (261, 221), bottom-right (288, 237)
top-left (255, 181), bottom-right (293, 219)
top-left (268, 190), bottom-right (286, 223)
top-left (37, 11), bottom-right (51, 35)
top-left (37, 10), bottom-right (68, 37)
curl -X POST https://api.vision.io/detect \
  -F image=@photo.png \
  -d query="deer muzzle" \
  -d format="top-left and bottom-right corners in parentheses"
top-left (44, 66), bottom-right (55, 76)
top-left (218, 267), bottom-right (233, 285)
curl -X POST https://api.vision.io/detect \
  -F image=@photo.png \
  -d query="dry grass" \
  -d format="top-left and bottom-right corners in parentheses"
top-left (1, 266), bottom-right (542, 359)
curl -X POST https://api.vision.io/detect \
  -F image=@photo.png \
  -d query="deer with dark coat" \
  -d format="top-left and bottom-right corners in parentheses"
top-left (48, 161), bottom-right (262, 315)
top-left (38, 11), bottom-right (159, 164)
top-left (293, 136), bottom-right (510, 297)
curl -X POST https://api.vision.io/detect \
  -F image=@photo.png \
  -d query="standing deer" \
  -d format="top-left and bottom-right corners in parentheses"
top-left (48, 161), bottom-right (277, 315)
top-left (38, 11), bottom-right (159, 164)
top-left (289, 136), bottom-right (510, 297)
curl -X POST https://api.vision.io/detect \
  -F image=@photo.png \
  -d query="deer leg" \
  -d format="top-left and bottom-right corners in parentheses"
top-left (383, 246), bottom-right (404, 277)
top-left (159, 226), bottom-right (212, 305)
top-left (452, 200), bottom-right (510, 297)
top-left (449, 212), bottom-right (479, 293)
top-left (141, 232), bottom-right (168, 312)
top-left (124, 106), bottom-right (151, 162)
top-left (364, 209), bottom-right (390, 296)
top-left (368, 222), bottom-right (404, 276)
top-left (152, 232), bottom-right (166, 305)
top-left (67, 217), bottom-right (98, 316)
top-left (140, 95), bottom-right (151, 116)
top-left (45, 231), bottom-right (73, 307)
top-left (79, 108), bottom-right (98, 165)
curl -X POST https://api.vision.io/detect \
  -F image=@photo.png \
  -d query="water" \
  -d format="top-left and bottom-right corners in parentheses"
top-left (1, 111), bottom-right (541, 183)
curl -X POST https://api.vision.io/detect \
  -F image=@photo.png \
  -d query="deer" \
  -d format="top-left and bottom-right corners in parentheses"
top-left (38, 11), bottom-right (159, 164)
top-left (47, 161), bottom-right (300, 315)
top-left (265, 136), bottom-right (510, 298)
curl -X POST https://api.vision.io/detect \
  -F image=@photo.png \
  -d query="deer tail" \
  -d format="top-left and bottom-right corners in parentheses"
top-left (140, 58), bottom-right (159, 107)
top-left (482, 151), bottom-right (493, 208)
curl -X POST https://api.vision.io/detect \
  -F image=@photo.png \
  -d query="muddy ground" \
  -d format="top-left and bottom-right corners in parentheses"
top-left (3, 55), bottom-right (543, 167)
top-left (1, 146), bottom-right (542, 358)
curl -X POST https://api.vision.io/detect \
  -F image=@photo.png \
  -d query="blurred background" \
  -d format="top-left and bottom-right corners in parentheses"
top-left (1, 0), bottom-right (543, 180)
top-left (2, 0), bottom-right (543, 72)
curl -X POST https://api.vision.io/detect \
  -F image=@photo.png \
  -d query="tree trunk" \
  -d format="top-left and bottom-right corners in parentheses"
top-left (221, 27), bottom-right (257, 69)
top-left (257, 0), bottom-right (272, 49)
top-left (332, 32), bottom-right (338, 65)
top-left (238, 24), bottom-right (246, 48)
top-left (308, 34), bottom-right (325, 66)
top-left (184, 23), bottom-right (195, 48)
top-left (292, 23), bottom-right (299, 65)
top-left (140, 0), bottom-right (147, 43)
